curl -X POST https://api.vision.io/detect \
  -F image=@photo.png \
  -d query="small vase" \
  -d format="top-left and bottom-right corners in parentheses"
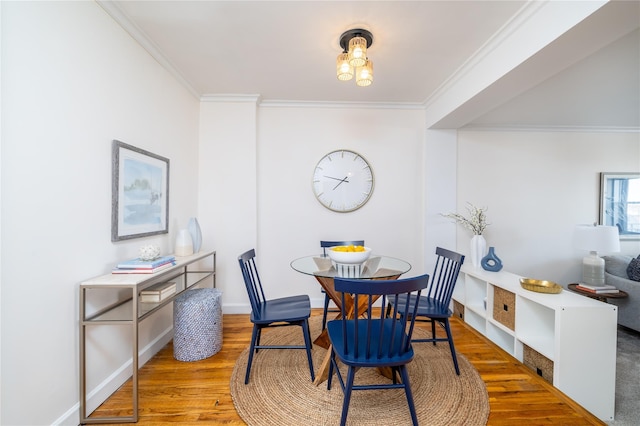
top-left (470, 235), bottom-right (486, 268)
top-left (481, 246), bottom-right (503, 272)
top-left (187, 217), bottom-right (202, 253)
top-left (175, 229), bottom-right (194, 257)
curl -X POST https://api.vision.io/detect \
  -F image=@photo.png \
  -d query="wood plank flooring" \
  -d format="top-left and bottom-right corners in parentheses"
top-left (89, 309), bottom-right (604, 425)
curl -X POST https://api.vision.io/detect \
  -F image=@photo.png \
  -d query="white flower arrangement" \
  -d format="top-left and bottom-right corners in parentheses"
top-left (441, 203), bottom-right (489, 235)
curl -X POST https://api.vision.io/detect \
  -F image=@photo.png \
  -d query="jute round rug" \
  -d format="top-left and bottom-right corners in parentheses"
top-left (230, 316), bottom-right (489, 425)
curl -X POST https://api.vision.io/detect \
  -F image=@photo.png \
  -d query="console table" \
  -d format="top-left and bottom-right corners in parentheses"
top-left (452, 265), bottom-right (617, 421)
top-left (79, 250), bottom-right (216, 424)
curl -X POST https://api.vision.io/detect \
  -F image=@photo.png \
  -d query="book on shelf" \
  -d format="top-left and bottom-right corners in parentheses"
top-left (575, 284), bottom-right (619, 294)
top-left (112, 262), bottom-right (175, 275)
top-left (116, 255), bottom-right (176, 270)
top-left (140, 281), bottom-right (177, 303)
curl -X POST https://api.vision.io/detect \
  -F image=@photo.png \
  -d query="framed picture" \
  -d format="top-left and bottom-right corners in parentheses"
top-left (111, 140), bottom-right (170, 241)
top-left (599, 172), bottom-right (640, 240)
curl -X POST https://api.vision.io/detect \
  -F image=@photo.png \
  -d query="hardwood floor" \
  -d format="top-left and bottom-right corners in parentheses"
top-left (89, 309), bottom-right (604, 425)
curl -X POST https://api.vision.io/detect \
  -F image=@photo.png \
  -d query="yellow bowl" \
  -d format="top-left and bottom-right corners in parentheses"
top-left (327, 246), bottom-right (372, 264)
top-left (520, 278), bottom-right (563, 294)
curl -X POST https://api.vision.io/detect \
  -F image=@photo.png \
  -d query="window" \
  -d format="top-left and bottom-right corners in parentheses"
top-left (600, 172), bottom-right (640, 239)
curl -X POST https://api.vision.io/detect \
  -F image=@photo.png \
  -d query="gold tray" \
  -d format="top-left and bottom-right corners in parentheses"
top-left (520, 278), bottom-right (563, 294)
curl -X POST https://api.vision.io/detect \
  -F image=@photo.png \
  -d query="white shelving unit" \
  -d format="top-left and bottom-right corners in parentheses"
top-left (452, 264), bottom-right (617, 421)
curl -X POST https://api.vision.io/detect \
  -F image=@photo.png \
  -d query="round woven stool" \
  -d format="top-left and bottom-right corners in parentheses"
top-left (173, 288), bottom-right (223, 361)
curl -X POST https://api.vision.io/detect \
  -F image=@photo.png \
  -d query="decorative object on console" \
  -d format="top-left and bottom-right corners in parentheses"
top-left (481, 246), bottom-right (503, 272)
top-left (175, 229), bottom-right (194, 256)
top-left (573, 224), bottom-right (620, 286)
top-left (139, 244), bottom-right (161, 261)
top-left (519, 278), bottom-right (563, 294)
top-left (442, 202), bottom-right (489, 267)
top-left (187, 217), bottom-right (202, 253)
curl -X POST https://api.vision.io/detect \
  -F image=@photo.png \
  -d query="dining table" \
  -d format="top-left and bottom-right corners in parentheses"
top-left (290, 254), bottom-right (412, 385)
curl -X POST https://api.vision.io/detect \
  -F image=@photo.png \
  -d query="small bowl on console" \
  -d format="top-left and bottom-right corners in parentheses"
top-left (327, 246), bottom-right (372, 264)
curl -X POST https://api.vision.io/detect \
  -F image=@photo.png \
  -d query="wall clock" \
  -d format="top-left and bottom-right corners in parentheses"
top-left (312, 149), bottom-right (374, 212)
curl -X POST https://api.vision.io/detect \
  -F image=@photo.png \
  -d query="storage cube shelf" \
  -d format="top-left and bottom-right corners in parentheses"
top-left (452, 265), bottom-right (617, 421)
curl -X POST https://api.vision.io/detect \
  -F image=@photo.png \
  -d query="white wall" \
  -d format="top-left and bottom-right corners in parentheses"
top-left (455, 130), bottom-right (640, 284)
top-left (1, 2), bottom-right (199, 424)
top-left (199, 103), bottom-right (439, 312)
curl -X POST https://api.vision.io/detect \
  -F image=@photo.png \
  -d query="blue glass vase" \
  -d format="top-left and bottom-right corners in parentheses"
top-left (481, 246), bottom-right (503, 272)
top-left (187, 217), bottom-right (202, 253)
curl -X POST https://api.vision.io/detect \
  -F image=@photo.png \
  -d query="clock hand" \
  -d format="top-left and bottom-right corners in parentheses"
top-left (324, 175), bottom-right (348, 182)
top-left (332, 176), bottom-right (349, 190)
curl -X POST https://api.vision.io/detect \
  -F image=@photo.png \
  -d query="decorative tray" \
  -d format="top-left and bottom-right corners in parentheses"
top-left (519, 278), bottom-right (563, 294)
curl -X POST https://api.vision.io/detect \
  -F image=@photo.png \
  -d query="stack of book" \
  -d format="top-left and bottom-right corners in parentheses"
top-left (140, 281), bottom-right (177, 303)
top-left (575, 283), bottom-right (620, 294)
top-left (112, 255), bottom-right (176, 274)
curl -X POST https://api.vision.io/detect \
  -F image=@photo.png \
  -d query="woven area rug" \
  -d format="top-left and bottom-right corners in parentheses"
top-left (230, 316), bottom-right (489, 426)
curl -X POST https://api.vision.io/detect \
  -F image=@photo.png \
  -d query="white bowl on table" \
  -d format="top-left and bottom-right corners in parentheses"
top-left (327, 246), bottom-right (372, 265)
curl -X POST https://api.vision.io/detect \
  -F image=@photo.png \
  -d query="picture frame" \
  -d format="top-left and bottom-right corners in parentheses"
top-left (599, 172), bottom-right (640, 240)
top-left (111, 140), bottom-right (170, 241)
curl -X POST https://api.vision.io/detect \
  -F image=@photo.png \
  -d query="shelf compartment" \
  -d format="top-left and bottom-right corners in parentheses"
top-left (492, 285), bottom-right (515, 331)
top-left (486, 321), bottom-right (515, 356)
top-left (523, 344), bottom-right (554, 384)
top-left (453, 300), bottom-right (465, 321)
top-left (464, 308), bottom-right (486, 335)
top-left (515, 297), bottom-right (555, 359)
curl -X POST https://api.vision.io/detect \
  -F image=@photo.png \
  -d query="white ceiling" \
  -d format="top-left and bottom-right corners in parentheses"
top-left (101, 1), bottom-right (640, 130)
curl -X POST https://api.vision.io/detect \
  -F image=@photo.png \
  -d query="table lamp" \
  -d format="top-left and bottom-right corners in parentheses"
top-left (573, 224), bottom-right (620, 286)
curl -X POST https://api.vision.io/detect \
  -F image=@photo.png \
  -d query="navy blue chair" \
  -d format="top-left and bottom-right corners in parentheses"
top-left (387, 247), bottom-right (465, 375)
top-left (320, 240), bottom-right (365, 330)
top-left (327, 274), bottom-right (430, 426)
top-left (238, 249), bottom-right (315, 384)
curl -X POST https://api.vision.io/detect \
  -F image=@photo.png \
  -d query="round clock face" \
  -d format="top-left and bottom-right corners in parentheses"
top-left (312, 150), bottom-right (374, 212)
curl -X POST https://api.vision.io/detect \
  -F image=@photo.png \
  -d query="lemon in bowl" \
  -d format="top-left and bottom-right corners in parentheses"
top-left (327, 245), bottom-right (372, 264)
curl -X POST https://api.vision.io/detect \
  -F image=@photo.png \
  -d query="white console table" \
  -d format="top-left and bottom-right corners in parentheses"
top-left (79, 250), bottom-right (216, 424)
top-left (452, 264), bottom-right (617, 421)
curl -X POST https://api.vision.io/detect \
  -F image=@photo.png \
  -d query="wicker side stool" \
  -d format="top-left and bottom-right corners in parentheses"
top-left (173, 288), bottom-right (223, 361)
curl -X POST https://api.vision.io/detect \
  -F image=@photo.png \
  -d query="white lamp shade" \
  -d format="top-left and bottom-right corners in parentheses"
top-left (573, 225), bottom-right (621, 254)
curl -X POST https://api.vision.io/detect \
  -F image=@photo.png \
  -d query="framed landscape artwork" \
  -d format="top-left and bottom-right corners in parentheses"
top-left (111, 140), bottom-right (170, 241)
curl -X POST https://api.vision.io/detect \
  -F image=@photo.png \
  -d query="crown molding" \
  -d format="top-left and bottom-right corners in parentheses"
top-left (200, 94), bottom-right (262, 104)
top-left (459, 124), bottom-right (640, 133)
top-left (258, 100), bottom-right (425, 110)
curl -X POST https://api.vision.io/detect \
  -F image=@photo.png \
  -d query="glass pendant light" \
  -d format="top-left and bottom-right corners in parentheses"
top-left (356, 59), bottom-right (373, 87)
top-left (348, 36), bottom-right (368, 67)
top-left (336, 52), bottom-right (354, 81)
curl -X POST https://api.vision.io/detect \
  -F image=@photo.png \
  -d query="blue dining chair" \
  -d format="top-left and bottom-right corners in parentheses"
top-left (237, 249), bottom-right (315, 384)
top-left (387, 247), bottom-right (465, 375)
top-left (320, 240), bottom-right (365, 330)
top-left (327, 274), bottom-right (430, 426)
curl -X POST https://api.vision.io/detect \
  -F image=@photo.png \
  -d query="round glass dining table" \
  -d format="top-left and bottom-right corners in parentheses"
top-left (290, 254), bottom-right (412, 279)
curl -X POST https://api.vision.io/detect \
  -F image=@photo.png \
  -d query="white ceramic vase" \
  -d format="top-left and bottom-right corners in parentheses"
top-left (470, 234), bottom-right (486, 268)
top-left (187, 217), bottom-right (202, 253)
top-left (175, 229), bottom-right (194, 257)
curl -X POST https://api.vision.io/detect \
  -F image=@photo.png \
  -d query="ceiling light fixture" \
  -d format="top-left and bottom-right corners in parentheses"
top-left (336, 29), bottom-right (374, 87)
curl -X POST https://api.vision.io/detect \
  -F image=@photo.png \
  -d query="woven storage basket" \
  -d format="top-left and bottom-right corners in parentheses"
top-left (523, 344), bottom-right (554, 384)
top-left (453, 300), bottom-right (465, 321)
top-left (493, 286), bottom-right (515, 331)
top-left (173, 288), bottom-right (223, 362)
